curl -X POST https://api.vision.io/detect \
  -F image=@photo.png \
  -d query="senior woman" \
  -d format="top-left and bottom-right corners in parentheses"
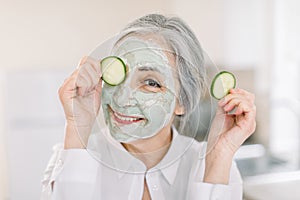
top-left (41, 14), bottom-right (256, 200)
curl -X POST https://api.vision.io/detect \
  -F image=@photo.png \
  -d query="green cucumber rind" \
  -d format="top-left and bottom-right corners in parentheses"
top-left (210, 71), bottom-right (236, 100)
top-left (100, 56), bottom-right (126, 86)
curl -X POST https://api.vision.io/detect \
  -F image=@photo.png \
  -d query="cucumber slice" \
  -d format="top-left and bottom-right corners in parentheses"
top-left (210, 71), bottom-right (236, 100)
top-left (100, 56), bottom-right (126, 86)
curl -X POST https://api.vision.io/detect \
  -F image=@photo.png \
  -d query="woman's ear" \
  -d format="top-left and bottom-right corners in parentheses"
top-left (175, 104), bottom-right (185, 115)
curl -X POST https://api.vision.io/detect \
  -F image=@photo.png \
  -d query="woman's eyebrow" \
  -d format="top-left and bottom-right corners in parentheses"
top-left (138, 66), bottom-right (162, 73)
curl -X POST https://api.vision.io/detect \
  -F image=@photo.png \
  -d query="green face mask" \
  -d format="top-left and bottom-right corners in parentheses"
top-left (101, 37), bottom-right (177, 143)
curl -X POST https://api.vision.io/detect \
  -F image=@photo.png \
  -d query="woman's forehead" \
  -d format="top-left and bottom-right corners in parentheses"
top-left (115, 33), bottom-right (171, 50)
top-left (112, 36), bottom-right (176, 71)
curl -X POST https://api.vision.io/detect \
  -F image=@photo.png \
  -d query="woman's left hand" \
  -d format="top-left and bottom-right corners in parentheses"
top-left (207, 88), bottom-right (256, 155)
top-left (204, 88), bottom-right (256, 184)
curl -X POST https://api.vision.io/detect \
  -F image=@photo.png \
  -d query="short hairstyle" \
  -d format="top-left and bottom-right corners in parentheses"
top-left (118, 14), bottom-right (206, 137)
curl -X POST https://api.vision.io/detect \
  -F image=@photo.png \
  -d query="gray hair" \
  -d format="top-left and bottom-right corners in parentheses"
top-left (119, 14), bottom-right (206, 137)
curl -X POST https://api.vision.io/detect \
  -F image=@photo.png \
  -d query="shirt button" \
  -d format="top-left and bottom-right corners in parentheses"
top-left (57, 159), bottom-right (63, 167)
top-left (152, 185), bottom-right (158, 191)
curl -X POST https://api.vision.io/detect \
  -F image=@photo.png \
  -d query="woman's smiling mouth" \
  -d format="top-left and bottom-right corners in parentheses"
top-left (108, 105), bottom-right (145, 125)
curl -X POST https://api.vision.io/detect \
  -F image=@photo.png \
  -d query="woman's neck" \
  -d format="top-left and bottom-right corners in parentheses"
top-left (122, 125), bottom-right (173, 169)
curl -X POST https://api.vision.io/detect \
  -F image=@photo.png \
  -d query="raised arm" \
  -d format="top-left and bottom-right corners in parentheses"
top-left (58, 56), bottom-right (102, 149)
top-left (204, 88), bottom-right (256, 184)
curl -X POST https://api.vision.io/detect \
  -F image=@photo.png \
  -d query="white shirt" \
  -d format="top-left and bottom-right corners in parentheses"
top-left (41, 127), bottom-right (243, 200)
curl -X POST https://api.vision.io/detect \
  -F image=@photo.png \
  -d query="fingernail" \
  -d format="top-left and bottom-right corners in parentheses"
top-left (227, 107), bottom-right (237, 115)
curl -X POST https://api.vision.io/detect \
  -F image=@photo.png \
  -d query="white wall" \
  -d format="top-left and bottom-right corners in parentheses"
top-left (0, 72), bottom-right (8, 200)
top-left (270, 0), bottom-right (300, 154)
top-left (171, 0), bottom-right (269, 69)
top-left (0, 0), bottom-right (170, 70)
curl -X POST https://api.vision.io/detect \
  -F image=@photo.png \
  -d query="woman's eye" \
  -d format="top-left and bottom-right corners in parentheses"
top-left (144, 79), bottom-right (161, 88)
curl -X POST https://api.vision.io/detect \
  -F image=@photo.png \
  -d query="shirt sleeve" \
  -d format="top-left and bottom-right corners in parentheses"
top-left (40, 145), bottom-right (100, 200)
top-left (41, 143), bottom-right (64, 199)
top-left (187, 159), bottom-right (243, 200)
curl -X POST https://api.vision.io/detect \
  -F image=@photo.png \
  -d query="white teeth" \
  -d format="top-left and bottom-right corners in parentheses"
top-left (114, 112), bottom-right (139, 122)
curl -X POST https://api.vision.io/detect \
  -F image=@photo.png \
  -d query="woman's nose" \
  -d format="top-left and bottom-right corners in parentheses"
top-left (113, 79), bottom-right (138, 106)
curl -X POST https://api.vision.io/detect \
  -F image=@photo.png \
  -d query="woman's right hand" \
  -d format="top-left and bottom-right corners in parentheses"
top-left (58, 56), bottom-right (102, 149)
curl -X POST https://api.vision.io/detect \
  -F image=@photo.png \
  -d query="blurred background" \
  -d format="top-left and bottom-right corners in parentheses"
top-left (0, 0), bottom-right (299, 199)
